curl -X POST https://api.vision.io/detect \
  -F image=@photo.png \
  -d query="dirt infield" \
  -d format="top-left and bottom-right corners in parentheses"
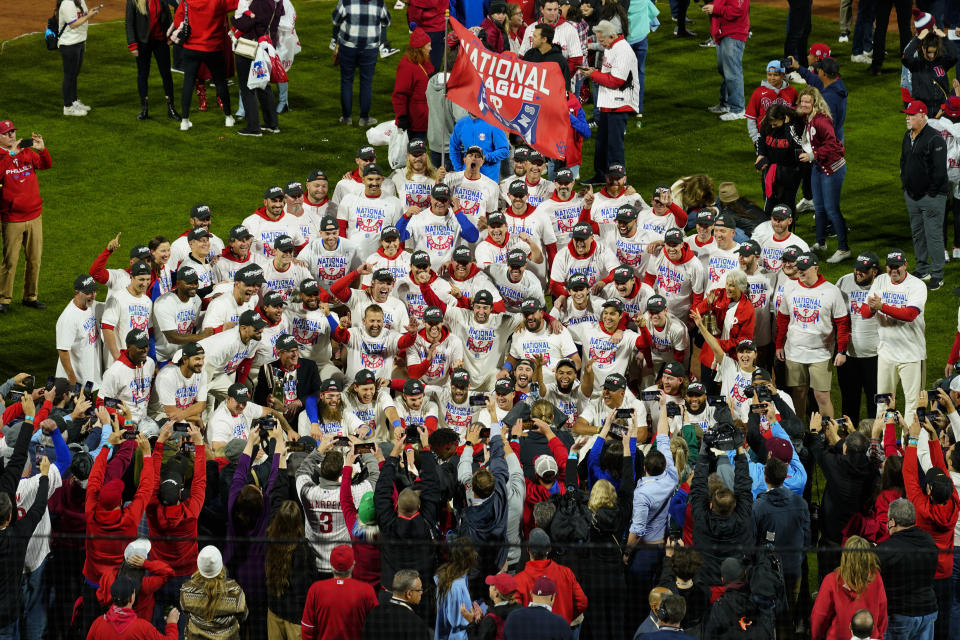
top-left (1, 0), bottom-right (853, 43)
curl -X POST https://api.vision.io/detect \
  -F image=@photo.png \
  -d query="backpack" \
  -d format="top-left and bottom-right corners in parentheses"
top-left (45, 6), bottom-right (65, 50)
top-left (548, 486), bottom-right (592, 544)
top-left (746, 544), bottom-right (787, 614)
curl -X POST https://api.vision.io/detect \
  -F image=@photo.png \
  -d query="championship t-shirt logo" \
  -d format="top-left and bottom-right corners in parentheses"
top-left (657, 265), bottom-right (683, 294)
top-left (84, 315), bottom-right (99, 345)
top-left (176, 309), bottom-right (196, 334)
top-left (129, 303), bottom-right (151, 330)
top-left (792, 295), bottom-right (822, 325)
top-left (426, 223), bottom-right (454, 251)
top-left (356, 207), bottom-right (385, 233)
top-left (454, 188), bottom-right (482, 216)
top-left (587, 337), bottom-right (615, 366)
top-left (360, 347), bottom-right (385, 369)
top-left (555, 207), bottom-right (579, 233)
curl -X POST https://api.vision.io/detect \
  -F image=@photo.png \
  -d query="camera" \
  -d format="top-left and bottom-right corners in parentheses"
top-left (755, 386), bottom-right (772, 402)
top-left (21, 376), bottom-right (34, 390)
top-left (916, 407), bottom-right (928, 422)
top-left (180, 441), bottom-right (195, 453)
top-left (750, 402), bottom-right (768, 414)
top-left (17, 139), bottom-right (34, 149)
top-left (708, 395), bottom-right (726, 407)
top-left (702, 422), bottom-right (744, 450)
top-left (83, 381), bottom-right (94, 398)
top-left (641, 390), bottom-right (660, 402)
top-left (669, 531), bottom-right (681, 543)
top-left (9, 390), bottom-right (24, 402)
top-left (45, 376), bottom-right (56, 391)
top-left (34, 443), bottom-right (44, 458)
top-left (404, 424), bottom-right (420, 444)
top-left (666, 402), bottom-right (681, 418)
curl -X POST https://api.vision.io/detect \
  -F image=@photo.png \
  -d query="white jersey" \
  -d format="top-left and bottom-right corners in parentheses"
top-left (342, 388), bottom-right (394, 436)
top-left (499, 174), bottom-right (527, 208)
top-left (544, 380), bottom-right (590, 430)
top-left (337, 192), bottom-right (404, 257)
top-left (150, 363), bottom-right (208, 419)
top-left (504, 206), bottom-right (558, 283)
top-left (252, 318), bottom-right (293, 371)
top-left (386, 396), bottom-right (440, 431)
top-left (198, 328), bottom-right (260, 378)
top-left (169, 232), bottom-right (224, 269)
top-left (303, 196), bottom-right (331, 221)
top-left (389, 170), bottom-right (435, 209)
top-left (425, 385), bottom-right (477, 438)
top-left (637, 210), bottom-right (683, 241)
top-left (443, 171), bottom-right (499, 226)
top-left (836, 273), bottom-right (880, 358)
top-left (581, 325), bottom-right (643, 388)
top-left (99, 357), bottom-right (156, 424)
top-left (509, 324), bottom-right (578, 385)
top-left (285, 209), bottom-right (321, 247)
top-left (393, 274), bottom-right (456, 322)
top-left (261, 260), bottom-right (311, 302)
top-left (241, 210), bottom-right (307, 261)
top-left (589, 189), bottom-right (646, 245)
top-left (444, 270), bottom-right (504, 308)
top-left (176, 255), bottom-right (216, 295)
top-left (286, 304), bottom-right (336, 366)
top-left (345, 290), bottom-right (409, 332)
top-left (705, 243), bottom-right (741, 293)
top-left (689, 236), bottom-right (716, 265)
top-left (645, 250), bottom-right (706, 322)
top-left (101, 289), bottom-right (152, 365)
top-left (550, 243), bottom-right (619, 288)
top-left (443, 306), bottom-right (522, 390)
top-left (579, 393), bottom-right (647, 428)
top-left (596, 38), bottom-right (640, 112)
top-left (537, 193), bottom-right (584, 247)
top-left (554, 296), bottom-right (604, 346)
top-left (361, 249), bottom-right (411, 287)
top-left (744, 270), bottom-right (774, 347)
top-left (645, 313), bottom-right (690, 364)
top-left (297, 466), bottom-right (375, 572)
top-left (152, 291), bottom-right (202, 363)
top-left (407, 331), bottom-right (464, 385)
top-left (716, 355), bottom-right (754, 417)
top-left (486, 265), bottom-right (543, 310)
top-left (772, 272), bottom-right (799, 316)
top-left (759, 232), bottom-right (809, 274)
top-left (518, 177), bottom-right (555, 209)
top-left (16, 465), bottom-right (62, 572)
top-left (601, 280), bottom-right (655, 319)
top-left (211, 253), bottom-right (261, 284)
top-left (780, 279), bottom-right (847, 363)
top-left (202, 291), bottom-right (258, 331)
top-left (751, 221), bottom-right (774, 248)
top-left (55, 300), bottom-right (102, 385)
top-left (297, 237), bottom-right (360, 289)
top-left (330, 173), bottom-right (364, 212)
top-left (208, 401), bottom-right (266, 443)
top-left (404, 211), bottom-right (471, 270)
top-left (155, 265), bottom-right (175, 297)
top-left (100, 267), bottom-right (132, 299)
top-left (475, 233), bottom-right (535, 267)
top-left (519, 19), bottom-right (583, 60)
top-left (867, 273), bottom-right (927, 363)
top-left (925, 117), bottom-right (960, 186)
top-left (339, 325), bottom-right (410, 380)
top-left (608, 228), bottom-right (654, 278)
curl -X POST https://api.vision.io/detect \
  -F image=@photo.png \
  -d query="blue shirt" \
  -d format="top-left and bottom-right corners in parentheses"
top-left (448, 116), bottom-right (510, 183)
top-left (629, 433), bottom-right (678, 540)
top-left (726, 422), bottom-right (807, 499)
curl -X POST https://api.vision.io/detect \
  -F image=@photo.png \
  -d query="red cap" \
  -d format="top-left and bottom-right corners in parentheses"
top-left (531, 576), bottom-right (557, 596)
top-left (0, 121), bottom-right (14, 134)
top-left (942, 96), bottom-right (960, 118)
top-left (766, 437), bottom-right (793, 464)
top-left (808, 43), bottom-right (831, 60)
top-left (330, 545), bottom-right (355, 572)
top-left (100, 479), bottom-right (125, 510)
top-left (410, 27), bottom-right (431, 49)
top-left (485, 573), bottom-right (518, 595)
top-left (902, 101), bottom-right (928, 115)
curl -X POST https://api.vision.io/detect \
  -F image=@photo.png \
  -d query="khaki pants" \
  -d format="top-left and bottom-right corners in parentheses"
top-left (0, 217), bottom-right (43, 303)
top-left (876, 355), bottom-right (924, 425)
top-left (266, 609), bottom-right (301, 640)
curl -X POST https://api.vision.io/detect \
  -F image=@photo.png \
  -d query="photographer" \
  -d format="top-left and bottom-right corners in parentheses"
top-left (736, 383), bottom-right (806, 498)
top-left (208, 383), bottom-right (289, 451)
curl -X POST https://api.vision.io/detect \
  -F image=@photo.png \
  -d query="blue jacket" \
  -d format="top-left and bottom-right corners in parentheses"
top-left (450, 0), bottom-right (489, 28)
top-left (725, 422), bottom-right (806, 499)
top-left (586, 435), bottom-right (636, 490)
top-left (435, 574), bottom-right (472, 640)
top-left (504, 605), bottom-right (571, 640)
top-left (797, 66), bottom-right (847, 141)
top-left (752, 484), bottom-right (811, 578)
top-left (449, 116), bottom-right (510, 182)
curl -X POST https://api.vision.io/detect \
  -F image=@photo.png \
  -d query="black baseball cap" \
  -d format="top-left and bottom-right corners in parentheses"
top-left (361, 163), bottom-right (383, 177)
top-left (695, 210), bottom-right (716, 226)
top-left (567, 273), bottom-right (588, 290)
top-left (886, 249), bottom-right (907, 267)
top-left (770, 205), bottom-right (793, 219)
top-left (487, 211), bottom-right (507, 227)
top-left (190, 204), bottom-right (212, 220)
top-left (408, 139), bottom-right (427, 155)
top-left (615, 204), bottom-right (638, 222)
top-left (354, 369), bottom-right (376, 385)
top-left (612, 265), bottom-right (633, 284)
top-left (273, 235), bottom-right (295, 253)
top-left (513, 147), bottom-right (530, 161)
top-left (307, 169), bottom-right (328, 182)
top-left (261, 290), bottom-right (286, 307)
top-left (495, 378), bottom-right (515, 395)
top-left (176, 265), bottom-right (199, 284)
top-left (299, 278), bottom-right (321, 295)
top-left (474, 290), bottom-right (494, 306)
top-left (686, 382), bottom-right (707, 396)
top-left (736, 240), bottom-right (761, 257)
top-left (714, 213), bottom-right (736, 229)
top-left (130, 245), bottom-right (152, 261)
top-left (410, 250), bottom-right (430, 268)
top-left (662, 362), bottom-right (687, 378)
top-left (572, 222), bottom-right (593, 240)
top-left (466, 145), bottom-right (484, 156)
top-left (431, 183), bottom-right (452, 201)
top-left (423, 306), bottom-right (444, 324)
top-left (736, 338), bottom-right (757, 352)
top-left (752, 367), bottom-right (773, 382)
top-left (520, 297), bottom-right (543, 314)
top-left (555, 168), bottom-right (574, 183)
top-left (606, 164), bottom-right (626, 179)
top-left (781, 245), bottom-right (803, 263)
top-left (855, 251), bottom-right (880, 271)
top-left (527, 150), bottom-right (544, 164)
top-left (646, 295), bottom-right (667, 313)
top-left (264, 185), bottom-right (284, 200)
top-left (275, 334), bottom-right (299, 351)
top-left (125, 329), bottom-right (149, 348)
top-left (235, 263), bottom-right (265, 286)
top-left (603, 374), bottom-right (627, 391)
top-left (664, 228), bottom-right (685, 246)
top-left (402, 379), bottom-right (425, 396)
top-left (555, 358), bottom-right (577, 371)
top-left (180, 341), bottom-right (204, 358)
top-left (508, 180), bottom-right (528, 197)
top-left (284, 181), bottom-right (304, 197)
top-left (795, 252), bottom-right (819, 270)
top-left (229, 224), bottom-right (254, 241)
top-left (372, 268), bottom-right (395, 282)
top-left (319, 217), bottom-right (338, 231)
top-left (357, 146), bottom-right (376, 161)
top-left (453, 245), bottom-right (474, 263)
top-left (74, 274), bottom-right (97, 293)
top-left (130, 261), bottom-right (151, 277)
top-left (228, 383), bottom-right (250, 403)
top-left (451, 368), bottom-right (470, 388)
top-left (188, 227), bottom-right (211, 242)
top-left (380, 225), bottom-right (400, 240)
top-left (507, 249), bottom-right (526, 267)
top-left (239, 309), bottom-right (268, 329)
top-left (602, 298), bottom-right (624, 313)
top-left (320, 378), bottom-right (342, 393)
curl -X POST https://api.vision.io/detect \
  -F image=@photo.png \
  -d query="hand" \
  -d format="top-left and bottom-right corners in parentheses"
top-left (30, 134), bottom-right (45, 152)
top-left (908, 415), bottom-right (922, 438)
top-left (107, 232), bottom-right (122, 253)
top-left (646, 240), bottom-right (664, 255)
top-left (356, 262), bottom-right (373, 275)
top-left (274, 434), bottom-right (288, 457)
top-left (866, 293), bottom-right (883, 312)
top-left (404, 205), bottom-right (421, 219)
top-left (127, 554), bottom-right (146, 568)
top-left (798, 153), bottom-right (811, 163)
top-left (131, 49), bottom-right (139, 57)
top-left (833, 353), bottom-right (847, 367)
top-left (918, 28), bottom-right (930, 40)
top-left (553, 295), bottom-right (567, 311)
top-left (90, 4), bottom-right (101, 15)
top-left (71, 397), bottom-right (92, 420)
top-left (95, 405), bottom-right (111, 426)
top-left (310, 423), bottom-right (323, 441)
top-left (137, 433), bottom-right (151, 456)
top-left (486, 394), bottom-right (498, 419)
top-left (571, 436), bottom-right (589, 453)
top-left (12, 372), bottom-right (31, 385)
top-left (936, 388), bottom-right (956, 414)
top-left (776, 348), bottom-right (786, 362)
top-left (460, 602), bottom-right (483, 624)
top-left (517, 232), bottom-right (533, 244)
top-left (946, 363), bottom-right (955, 378)
top-left (701, 3), bottom-right (714, 13)
top-left (448, 283), bottom-right (461, 299)
top-left (436, 166), bottom-right (447, 181)
top-left (21, 393), bottom-right (36, 417)
top-left (590, 281), bottom-right (606, 295)
top-left (582, 185), bottom-right (594, 208)
top-left (786, 55), bottom-right (799, 70)
top-left (39, 456), bottom-right (51, 476)
top-left (158, 421), bottom-right (174, 444)
top-left (580, 67), bottom-right (595, 78)
top-left (809, 411), bottom-right (823, 434)
top-left (318, 432), bottom-right (335, 453)
top-left (344, 445), bottom-right (358, 467)
top-left (188, 425), bottom-right (204, 445)
top-left (418, 424), bottom-right (429, 448)
top-left (166, 609), bottom-right (180, 625)
top-left (705, 290), bottom-right (718, 305)
top-left (665, 537), bottom-right (682, 557)
top-left (548, 316), bottom-right (564, 335)
top-left (532, 417), bottom-right (553, 438)
top-left (496, 368), bottom-right (512, 380)
top-left (690, 309), bottom-right (704, 329)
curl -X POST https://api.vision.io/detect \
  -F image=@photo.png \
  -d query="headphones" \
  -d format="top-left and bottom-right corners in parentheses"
top-left (656, 598), bottom-right (669, 622)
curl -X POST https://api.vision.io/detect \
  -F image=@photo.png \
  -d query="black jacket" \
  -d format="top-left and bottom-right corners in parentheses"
top-left (808, 435), bottom-right (877, 543)
top-left (903, 36), bottom-right (958, 115)
top-left (459, 435), bottom-right (510, 573)
top-left (690, 448), bottom-right (755, 586)
top-left (876, 526), bottom-right (939, 616)
top-left (0, 419), bottom-right (34, 526)
top-left (658, 560), bottom-right (711, 634)
top-left (503, 604), bottom-right (572, 640)
top-left (703, 582), bottom-right (773, 640)
top-left (362, 600), bottom-right (431, 640)
top-left (900, 123), bottom-right (948, 199)
top-left (467, 601), bottom-right (522, 640)
top-left (751, 485), bottom-right (810, 577)
top-left (232, 0), bottom-right (284, 44)
top-left (0, 475), bottom-right (49, 626)
top-left (522, 44), bottom-right (571, 92)
top-left (125, 0), bottom-right (175, 46)
top-left (746, 395), bottom-right (804, 459)
top-left (253, 357), bottom-right (323, 425)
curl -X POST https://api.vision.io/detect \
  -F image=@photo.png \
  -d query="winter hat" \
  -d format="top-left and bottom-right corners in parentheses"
top-left (100, 479), bottom-right (125, 510)
top-left (357, 492), bottom-right (377, 525)
top-left (721, 557), bottom-right (745, 584)
top-left (913, 9), bottom-right (933, 30)
top-left (410, 25), bottom-right (431, 49)
top-left (197, 545), bottom-right (224, 579)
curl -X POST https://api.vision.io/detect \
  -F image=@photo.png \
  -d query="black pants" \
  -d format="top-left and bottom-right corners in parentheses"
top-left (79, 581), bottom-right (101, 638)
top-left (675, 0), bottom-right (692, 32)
top-left (837, 354), bottom-right (878, 421)
top-left (933, 576), bottom-right (952, 640)
top-left (871, 0), bottom-right (913, 70)
top-left (136, 38), bottom-right (175, 99)
top-left (800, 162), bottom-right (812, 201)
top-left (60, 42), bottom-right (85, 107)
top-left (47, 548), bottom-right (85, 640)
top-left (180, 47), bottom-right (232, 119)
top-left (944, 194), bottom-right (960, 247)
top-left (236, 53), bottom-right (278, 132)
top-left (784, 0), bottom-right (812, 62)
top-left (763, 165), bottom-right (802, 215)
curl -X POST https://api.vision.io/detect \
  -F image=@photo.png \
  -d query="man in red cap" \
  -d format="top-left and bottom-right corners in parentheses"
top-left (0, 121), bottom-right (52, 313)
top-left (301, 545), bottom-right (378, 640)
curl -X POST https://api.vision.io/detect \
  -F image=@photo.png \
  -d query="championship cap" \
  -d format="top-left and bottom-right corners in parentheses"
top-left (307, 169), bottom-right (328, 182)
top-left (423, 306), bottom-right (444, 325)
top-left (235, 263), bottom-right (265, 286)
top-left (495, 378), bottom-right (515, 395)
top-left (473, 290), bottom-right (494, 306)
top-left (176, 265), bottom-right (199, 284)
top-left (646, 295), bottom-right (667, 313)
top-left (612, 265), bottom-right (633, 283)
top-left (466, 145), bottom-right (484, 156)
top-left (275, 334), bottom-right (299, 351)
top-left (513, 147), bottom-right (530, 161)
top-left (229, 224), bottom-right (254, 241)
top-left (520, 297), bottom-right (543, 314)
top-left (402, 379), bottom-right (425, 396)
top-left (714, 213), bottom-right (736, 229)
top-left (361, 163), bottom-right (383, 177)
top-left (188, 227), bottom-right (211, 242)
top-left (130, 261), bottom-right (151, 277)
top-left (736, 240), bottom-right (761, 257)
top-left (410, 250), bottom-right (430, 268)
top-left (508, 180), bottom-right (528, 197)
top-left (736, 338), bottom-right (757, 352)
top-left (662, 362), bottom-right (687, 378)
top-left (695, 209), bottom-right (716, 226)
top-left (380, 225), bottom-right (400, 240)
top-left (284, 181), bottom-right (304, 197)
top-left (603, 373), bottom-right (627, 391)
top-left (686, 382), bottom-right (707, 396)
top-left (506, 248), bottom-right (526, 267)
top-left (260, 290), bottom-right (286, 307)
top-left (451, 368), bottom-right (470, 388)
top-left (354, 369), bottom-right (376, 385)
top-left (453, 245), bottom-right (474, 263)
top-left (606, 164), bottom-right (626, 179)
top-left (487, 211), bottom-right (507, 227)
top-left (886, 249), bottom-right (907, 267)
top-left (770, 204), bottom-right (793, 219)
top-left (602, 298), bottom-right (624, 312)
top-left (130, 245), bottom-right (152, 261)
top-left (228, 383), bottom-right (250, 403)
top-left (319, 216), bottom-right (339, 231)
top-left (180, 342), bottom-right (204, 358)
top-left (795, 252), bottom-right (819, 270)
top-left (572, 222), bottom-right (593, 240)
top-left (273, 235), bottom-right (296, 253)
top-left (320, 378), bottom-right (342, 393)
top-left (567, 273), bottom-right (588, 289)
top-left (780, 245), bottom-right (803, 263)
top-left (855, 251), bottom-right (880, 271)
top-left (125, 329), bottom-right (149, 349)
top-left (357, 146), bottom-right (376, 161)
top-left (264, 185), bottom-right (284, 200)
top-left (527, 149), bottom-right (544, 164)
top-left (74, 274), bottom-right (97, 293)
top-left (615, 204), bottom-right (638, 222)
top-left (190, 204), bottom-right (212, 220)
top-left (407, 139), bottom-right (427, 155)
top-left (238, 309), bottom-right (267, 329)
top-left (431, 183), bottom-right (452, 200)
top-left (372, 268), bottom-right (395, 282)
top-left (664, 228), bottom-right (685, 246)
top-left (555, 168), bottom-right (574, 184)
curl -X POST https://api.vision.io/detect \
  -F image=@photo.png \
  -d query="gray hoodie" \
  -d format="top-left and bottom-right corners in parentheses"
top-left (426, 73), bottom-right (470, 157)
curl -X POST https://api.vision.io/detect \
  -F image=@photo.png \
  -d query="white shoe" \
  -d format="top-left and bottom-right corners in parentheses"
top-left (180, 118), bottom-right (193, 131)
top-left (786, 71), bottom-right (806, 85)
top-left (329, 37), bottom-right (337, 51)
top-left (953, 248), bottom-right (960, 259)
top-left (225, 115), bottom-right (235, 127)
top-left (700, 37), bottom-right (716, 48)
top-left (827, 249), bottom-right (852, 264)
top-left (851, 53), bottom-right (873, 64)
top-left (795, 198), bottom-right (815, 213)
top-left (707, 103), bottom-right (729, 114)
top-left (838, 31), bottom-right (850, 43)
top-left (810, 243), bottom-right (827, 252)
top-left (945, 249), bottom-right (951, 263)
top-left (72, 100), bottom-right (91, 113)
top-left (719, 111), bottom-right (745, 121)
top-left (63, 105), bottom-right (86, 117)
top-left (393, 0), bottom-right (405, 8)
top-left (379, 45), bottom-right (400, 58)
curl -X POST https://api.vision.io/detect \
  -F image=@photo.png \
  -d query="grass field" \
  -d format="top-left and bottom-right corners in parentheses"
top-left (0, 2), bottom-right (955, 409)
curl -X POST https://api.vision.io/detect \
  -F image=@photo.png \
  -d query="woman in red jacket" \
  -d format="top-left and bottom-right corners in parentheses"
top-left (811, 535), bottom-right (887, 640)
top-left (797, 86), bottom-right (849, 263)
top-left (392, 27), bottom-right (434, 142)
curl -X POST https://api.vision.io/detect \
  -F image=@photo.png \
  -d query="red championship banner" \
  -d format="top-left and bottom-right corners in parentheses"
top-left (446, 18), bottom-right (573, 160)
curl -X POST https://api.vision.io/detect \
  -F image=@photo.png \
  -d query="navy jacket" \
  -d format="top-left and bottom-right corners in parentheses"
top-left (797, 66), bottom-right (848, 141)
top-left (504, 605), bottom-right (571, 640)
top-left (751, 485), bottom-right (811, 577)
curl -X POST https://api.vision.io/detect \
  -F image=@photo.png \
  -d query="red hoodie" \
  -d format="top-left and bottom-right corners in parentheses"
top-left (87, 605), bottom-right (178, 640)
top-left (708, 0), bottom-right (750, 43)
top-left (904, 439), bottom-right (960, 579)
top-left (146, 442), bottom-right (207, 576)
top-left (510, 436), bottom-right (568, 536)
top-left (96, 559), bottom-right (174, 621)
top-left (0, 147), bottom-right (52, 222)
top-left (810, 570), bottom-right (887, 640)
top-left (339, 466), bottom-right (382, 586)
top-left (84, 448), bottom-right (157, 585)
top-left (514, 558), bottom-right (588, 624)
top-left (173, 0), bottom-right (238, 52)
top-left (695, 290), bottom-right (755, 370)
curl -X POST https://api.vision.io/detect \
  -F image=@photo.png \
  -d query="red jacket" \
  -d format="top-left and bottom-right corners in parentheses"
top-left (87, 605), bottom-right (177, 640)
top-left (804, 112), bottom-right (846, 176)
top-left (904, 440), bottom-right (960, 579)
top-left (392, 55), bottom-right (434, 132)
top-left (810, 570), bottom-right (887, 640)
top-left (515, 558), bottom-right (588, 624)
top-left (173, 0), bottom-right (238, 52)
top-left (695, 290), bottom-right (755, 370)
top-left (480, 17), bottom-right (506, 53)
top-left (146, 442), bottom-right (207, 576)
top-left (83, 448), bottom-right (157, 585)
top-left (340, 467), bottom-right (382, 586)
top-left (708, 0), bottom-right (750, 43)
top-left (0, 148), bottom-right (52, 222)
top-left (300, 576), bottom-right (378, 640)
top-left (406, 0), bottom-right (446, 31)
top-left (96, 559), bottom-right (174, 621)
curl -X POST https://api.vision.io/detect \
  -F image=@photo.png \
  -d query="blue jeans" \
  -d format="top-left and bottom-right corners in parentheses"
top-left (153, 574), bottom-right (190, 638)
top-left (951, 548), bottom-right (960, 640)
top-left (630, 38), bottom-right (648, 114)
top-left (0, 620), bottom-right (18, 640)
top-left (20, 556), bottom-right (48, 640)
top-left (852, 0), bottom-right (876, 54)
top-left (885, 611), bottom-right (937, 640)
top-left (339, 45), bottom-right (378, 119)
top-left (811, 163), bottom-right (848, 250)
top-left (593, 111), bottom-right (629, 178)
top-left (716, 37), bottom-right (745, 113)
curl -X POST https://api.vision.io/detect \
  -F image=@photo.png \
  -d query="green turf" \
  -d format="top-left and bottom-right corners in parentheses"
top-left (0, 3), bottom-right (954, 410)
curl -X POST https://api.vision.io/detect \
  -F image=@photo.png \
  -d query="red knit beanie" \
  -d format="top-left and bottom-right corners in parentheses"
top-left (410, 27), bottom-right (431, 49)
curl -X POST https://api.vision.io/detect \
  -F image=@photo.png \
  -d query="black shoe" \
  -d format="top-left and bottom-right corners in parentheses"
top-left (237, 128), bottom-right (263, 137)
top-left (0, 303), bottom-right (8, 313)
top-left (262, 126), bottom-right (280, 134)
top-left (675, 28), bottom-right (697, 37)
top-left (927, 277), bottom-right (943, 291)
top-left (22, 299), bottom-right (46, 309)
top-left (166, 97), bottom-right (182, 121)
top-left (137, 97), bottom-right (149, 121)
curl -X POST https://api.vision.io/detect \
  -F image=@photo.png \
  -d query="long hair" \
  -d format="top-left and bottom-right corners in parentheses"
top-left (599, 0), bottom-right (628, 35)
top-left (149, 235), bottom-right (169, 273)
top-left (405, 154), bottom-right (438, 181)
top-left (406, 44), bottom-right (430, 65)
top-left (799, 86), bottom-right (833, 121)
top-left (670, 436), bottom-right (688, 480)
top-left (588, 478), bottom-right (617, 512)
top-left (759, 103), bottom-right (798, 136)
top-left (191, 568), bottom-right (228, 621)
top-left (231, 484), bottom-right (264, 535)
top-left (680, 174), bottom-right (715, 210)
top-left (838, 536), bottom-right (879, 595)
top-left (435, 538), bottom-right (478, 598)
top-left (265, 500), bottom-right (304, 599)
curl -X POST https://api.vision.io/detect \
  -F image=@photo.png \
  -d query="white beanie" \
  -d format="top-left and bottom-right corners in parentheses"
top-left (197, 545), bottom-right (224, 579)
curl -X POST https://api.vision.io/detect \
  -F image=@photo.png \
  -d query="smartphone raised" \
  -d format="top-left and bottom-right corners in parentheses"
top-left (874, 393), bottom-right (892, 404)
top-left (83, 381), bottom-right (94, 397)
top-left (641, 390), bottom-right (660, 402)
top-left (615, 408), bottom-right (635, 420)
top-left (122, 429), bottom-right (139, 440)
top-left (102, 397), bottom-right (120, 410)
top-left (45, 376), bottom-right (56, 391)
top-left (21, 375), bottom-right (35, 390)
top-left (469, 394), bottom-right (488, 407)
top-left (707, 395), bottom-right (726, 407)
top-left (666, 402), bottom-right (681, 418)
top-left (173, 422), bottom-right (191, 433)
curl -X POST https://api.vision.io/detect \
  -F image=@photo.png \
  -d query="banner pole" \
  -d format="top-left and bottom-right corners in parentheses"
top-left (441, 10), bottom-right (450, 170)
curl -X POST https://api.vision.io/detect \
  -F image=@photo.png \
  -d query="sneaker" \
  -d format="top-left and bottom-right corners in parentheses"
top-left (635, 113), bottom-right (643, 129)
top-left (237, 128), bottom-right (262, 137)
top-left (946, 250), bottom-right (951, 263)
top-left (674, 27), bottom-right (697, 37)
top-left (587, 118), bottom-right (597, 129)
top-left (393, 0), bottom-right (405, 8)
top-left (786, 71), bottom-right (806, 85)
top-left (262, 126), bottom-right (280, 134)
top-left (810, 243), bottom-right (827, 252)
top-left (338, 116), bottom-right (353, 126)
top-left (927, 277), bottom-right (943, 290)
top-left (63, 105), bottom-right (86, 117)
top-left (826, 249), bottom-right (852, 263)
top-left (379, 45), bottom-right (400, 59)
top-left (838, 30), bottom-right (850, 43)
top-left (953, 247), bottom-right (960, 259)
top-left (358, 116), bottom-right (378, 127)
top-left (73, 100), bottom-right (91, 113)
top-left (329, 38), bottom-right (337, 51)
top-left (719, 111), bottom-right (746, 121)
top-left (912, 270), bottom-right (931, 282)
top-left (850, 53), bottom-right (873, 63)
top-left (707, 103), bottom-right (729, 114)
top-left (795, 198), bottom-right (815, 213)
top-left (180, 119), bottom-right (193, 131)
top-left (700, 37), bottom-right (716, 48)
top-left (225, 115), bottom-right (235, 127)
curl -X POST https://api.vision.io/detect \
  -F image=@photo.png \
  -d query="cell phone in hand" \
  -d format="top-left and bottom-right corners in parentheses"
top-left (641, 390), bottom-right (660, 402)
top-left (102, 397), bottom-right (120, 409)
top-left (173, 422), bottom-right (190, 432)
top-left (355, 443), bottom-right (376, 454)
top-left (615, 408), bottom-right (635, 419)
top-left (707, 395), bottom-right (726, 407)
top-left (123, 429), bottom-right (139, 440)
top-left (73, 382), bottom-right (82, 395)
top-left (334, 436), bottom-right (351, 447)
top-left (478, 427), bottom-right (491, 439)
top-left (469, 394), bottom-right (488, 407)
top-left (666, 402), bottom-right (681, 418)
top-left (9, 390), bottom-right (24, 402)
top-left (45, 376), bottom-right (56, 391)
top-left (34, 443), bottom-right (44, 458)
top-left (18, 139), bottom-right (34, 149)
top-left (21, 375), bottom-right (35, 390)
top-left (83, 381), bottom-right (94, 398)
top-left (874, 393), bottom-right (892, 405)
